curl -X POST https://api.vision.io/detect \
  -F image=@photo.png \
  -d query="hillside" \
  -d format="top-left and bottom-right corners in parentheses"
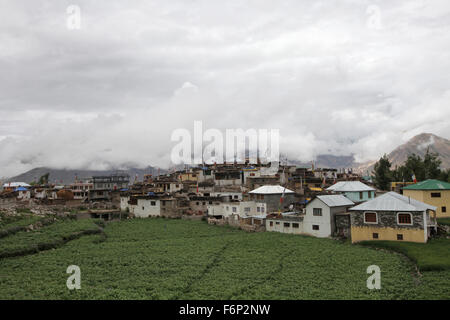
top-left (387, 133), bottom-right (450, 169)
top-left (356, 133), bottom-right (450, 173)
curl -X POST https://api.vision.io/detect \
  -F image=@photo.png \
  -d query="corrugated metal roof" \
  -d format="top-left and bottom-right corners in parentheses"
top-left (403, 179), bottom-right (450, 190)
top-left (250, 214), bottom-right (267, 219)
top-left (316, 195), bottom-right (354, 207)
top-left (3, 182), bottom-right (31, 188)
top-left (327, 181), bottom-right (375, 192)
top-left (349, 191), bottom-right (436, 212)
top-left (249, 185), bottom-right (294, 194)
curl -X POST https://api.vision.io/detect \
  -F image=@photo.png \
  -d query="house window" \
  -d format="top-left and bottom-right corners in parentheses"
top-left (397, 213), bottom-right (412, 225)
top-left (232, 207), bottom-right (237, 213)
top-left (431, 192), bottom-right (441, 198)
top-left (373, 233), bottom-right (379, 239)
top-left (257, 207), bottom-right (260, 213)
top-left (442, 206), bottom-right (447, 213)
top-left (270, 221), bottom-right (273, 227)
top-left (364, 212), bottom-right (378, 224)
top-left (397, 234), bottom-right (403, 240)
top-left (284, 222), bottom-right (290, 227)
top-left (368, 192), bottom-right (372, 199)
top-left (150, 201), bottom-right (156, 206)
top-left (292, 223), bottom-right (299, 228)
top-left (359, 192), bottom-right (363, 200)
top-left (312, 225), bottom-right (319, 230)
top-left (276, 222), bottom-right (280, 225)
top-left (142, 206), bottom-right (145, 210)
top-left (244, 207), bottom-right (250, 213)
top-left (261, 207), bottom-right (265, 213)
top-left (313, 208), bottom-right (322, 216)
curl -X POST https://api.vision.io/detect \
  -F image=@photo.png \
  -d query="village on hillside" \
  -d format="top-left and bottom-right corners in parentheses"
top-left (2, 160), bottom-right (449, 245)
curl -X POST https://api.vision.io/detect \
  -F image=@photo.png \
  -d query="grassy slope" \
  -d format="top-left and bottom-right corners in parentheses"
top-left (0, 219), bottom-right (449, 300)
top-left (0, 213), bottom-right (41, 229)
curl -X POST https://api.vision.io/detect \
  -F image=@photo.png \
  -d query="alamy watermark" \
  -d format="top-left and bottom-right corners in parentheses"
top-left (171, 121), bottom-right (280, 172)
top-left (67, 5), bottom-right (81, 30)
top-left (66, 265), bottom-right (81, 290)
top-left (366, 4), bottom-right (382, 30)
top-left (366, 265), bottom-right (381, 290)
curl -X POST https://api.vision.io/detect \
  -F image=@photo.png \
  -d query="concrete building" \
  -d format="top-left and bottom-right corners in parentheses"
top-left (70, 181), bottom-right (93, 200)
top-left (207, 201), bottom-right (262, 218)
top-left (90, 173), bottom-right (130, 201)
top-left (214, 169), bottom-right (242, 186)
top-left (303, 195), bottom-right (354, 238)
top-left (402, 179), bottom-right (450, 218)
top-left (266, 213), bottom-right (304, 235)
top-left (349, 192), bottom-right (437, 243)
top-left (248, 185), bottom-right (296, 213)
top-left (326, 181), bottom-right (375, 203)
top-left (16, 186), bottom-right (31, 200)
top-left (210, 192), bottom-right (243, 201)
top-left (189, 196), bottom-right (222, 215)
top-left (121, 194), bottom-right (176, 218)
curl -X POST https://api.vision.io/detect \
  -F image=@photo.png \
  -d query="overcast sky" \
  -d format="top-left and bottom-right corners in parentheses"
top-left (1, 0), bottom-right (450, 177)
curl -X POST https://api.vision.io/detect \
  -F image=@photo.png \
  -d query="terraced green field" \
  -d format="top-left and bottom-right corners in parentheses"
top-left (0, 218), bottom-right (449, 299)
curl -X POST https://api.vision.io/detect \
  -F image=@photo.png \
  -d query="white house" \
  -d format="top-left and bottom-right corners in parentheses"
top-left (303, 195), bottom-right (354, 238)
top-left (207, 201), bottom-right (264, 218)
top-left (132, 198), bottom-right (162, 217)
top-left (266, 213), bottom-right (304, 235)
top-left (16, 186), bottom-right (31, 200)
top-left (120, 194), bottom-right (176, 218)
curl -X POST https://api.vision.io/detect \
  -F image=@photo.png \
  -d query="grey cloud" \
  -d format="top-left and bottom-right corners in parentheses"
top-left (0, 0), bottom-right (450, 177)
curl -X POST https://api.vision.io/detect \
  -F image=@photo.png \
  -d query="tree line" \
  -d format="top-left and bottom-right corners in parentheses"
top-left (373, 150), bottom-right (450, 191)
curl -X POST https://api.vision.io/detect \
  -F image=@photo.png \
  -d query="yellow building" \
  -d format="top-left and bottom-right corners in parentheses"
top-left (402, 179), bottom-right (450, 218)
top-left (349, 192), bottom-right (437, 243)
top-left (178, 172), bottom-right (198, 182)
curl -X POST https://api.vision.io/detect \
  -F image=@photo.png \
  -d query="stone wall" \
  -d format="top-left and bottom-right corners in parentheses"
top-left (351, 210), bottom-right (424, 230)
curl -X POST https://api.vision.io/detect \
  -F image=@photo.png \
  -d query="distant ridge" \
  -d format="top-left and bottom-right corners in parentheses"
top-left (355, 133), bottom-right (450, 173)
top-left (4, 166), bottom-right (167, 185)
top-left (4, 133), bottom-right (449, 183)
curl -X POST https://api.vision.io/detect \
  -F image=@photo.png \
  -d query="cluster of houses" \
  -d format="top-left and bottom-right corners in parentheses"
top-left (0, 173), bottom-right (130, 203)
top-left (204, 179), bottom-right (446, 244)
top-left (2, 162), bottom-right (449, 244)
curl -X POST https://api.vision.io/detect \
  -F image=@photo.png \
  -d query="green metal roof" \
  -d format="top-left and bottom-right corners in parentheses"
top-left (403, 179), bottom-right (450, 190)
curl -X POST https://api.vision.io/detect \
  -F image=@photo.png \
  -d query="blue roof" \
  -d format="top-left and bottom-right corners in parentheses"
top-left (15, 187), bottom-right (28, 191)
top-left (120, 188), bottom-right (129, 191)
top-left (147, 192), bottom-right (155, 196)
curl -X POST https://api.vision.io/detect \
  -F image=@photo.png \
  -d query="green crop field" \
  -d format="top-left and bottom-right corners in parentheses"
top-left (359, 238), bottom-right (450, 271)
top-left (0, 218), bottom-right (449, 300)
